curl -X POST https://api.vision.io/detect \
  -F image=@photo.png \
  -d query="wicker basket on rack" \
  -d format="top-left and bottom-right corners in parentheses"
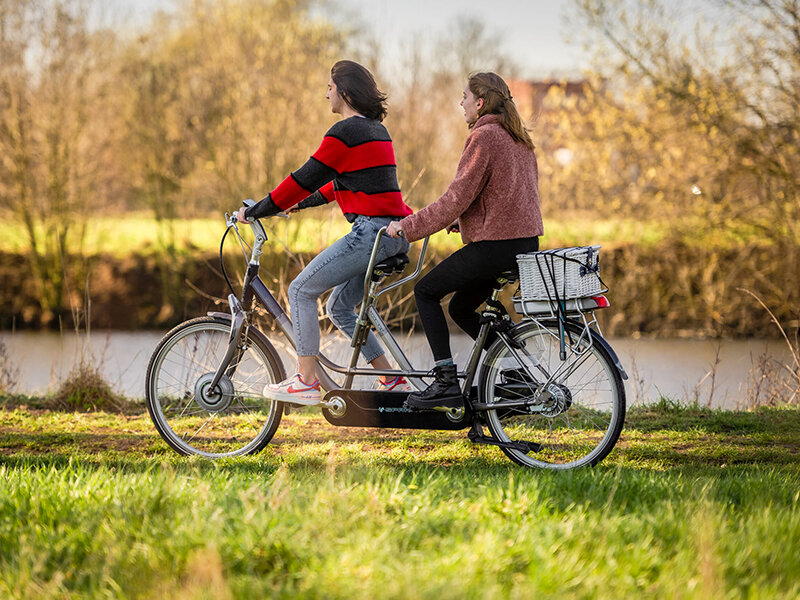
top-left (516, 245), bottom-right (607, 301)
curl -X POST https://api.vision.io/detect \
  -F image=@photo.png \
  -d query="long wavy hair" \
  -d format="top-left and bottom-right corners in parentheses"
top-left (330, 60), bottom-right (388, 122)
top-left (467, 72), bottom-right (535, 150)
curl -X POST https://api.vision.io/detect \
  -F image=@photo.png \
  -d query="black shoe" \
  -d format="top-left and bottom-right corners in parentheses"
top-left (405, 364), bottom-right (463, 410)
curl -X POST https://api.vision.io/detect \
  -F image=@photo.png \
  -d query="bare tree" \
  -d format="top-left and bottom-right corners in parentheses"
top-left (0, 0), bottom-right (122, 326)
top-left (536, 0), bottom-right (800, 335)
top-left (567, 0), bottom-right (799, 235)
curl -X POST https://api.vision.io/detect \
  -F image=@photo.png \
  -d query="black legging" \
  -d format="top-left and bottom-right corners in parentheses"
top-left (414, 236), bottom-right (539, 361)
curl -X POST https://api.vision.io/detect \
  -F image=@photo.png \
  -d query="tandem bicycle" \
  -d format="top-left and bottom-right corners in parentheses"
top-left (144, 201), bottom-right (628, 469)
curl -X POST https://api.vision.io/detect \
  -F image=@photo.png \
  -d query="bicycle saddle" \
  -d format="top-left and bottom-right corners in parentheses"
top-left (374, 253), bottom-right (410, 274)
top-left (499, 269), bottom-right (519, 281)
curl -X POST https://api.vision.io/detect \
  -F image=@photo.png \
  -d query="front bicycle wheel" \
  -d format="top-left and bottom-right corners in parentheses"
top-left (478, 320), bottom-right (625, 469)
top-left (145, 316), bottom-right (285, 457)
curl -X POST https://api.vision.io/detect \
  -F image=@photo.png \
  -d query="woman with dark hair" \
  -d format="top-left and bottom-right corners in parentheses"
top-left (237, 60), bottom-right (413, 404)
top-left (387, 72), bottom-right (543, 409)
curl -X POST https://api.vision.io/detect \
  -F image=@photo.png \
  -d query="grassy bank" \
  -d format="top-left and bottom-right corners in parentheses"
top-left (1, 214), bottom-right (798, 336)
top-left (1, 402), bottom-right (799, 598)
top-left (0, 213), bottom-right (674, 256)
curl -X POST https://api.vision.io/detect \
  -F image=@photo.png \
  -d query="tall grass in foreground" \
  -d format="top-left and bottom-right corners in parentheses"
top-left (1, 406), bottom-right (799, 599)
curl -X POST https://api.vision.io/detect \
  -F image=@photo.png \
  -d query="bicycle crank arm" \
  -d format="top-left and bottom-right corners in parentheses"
top-left (208, 294), bottom-right (245, 395)
top-left (467, 425), bottom-right (542, 454)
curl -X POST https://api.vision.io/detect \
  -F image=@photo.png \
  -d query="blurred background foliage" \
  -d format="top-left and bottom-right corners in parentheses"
top-left (0, 0), bottom-right (797, 336)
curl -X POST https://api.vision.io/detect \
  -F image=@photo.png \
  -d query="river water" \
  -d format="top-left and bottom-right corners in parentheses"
top-left (0, 330), bottom-right (794, 409)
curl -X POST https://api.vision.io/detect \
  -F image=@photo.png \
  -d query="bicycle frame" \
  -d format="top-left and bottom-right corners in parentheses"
top-left (219, 211), bottom-right (626, 416)
top-left (219, 214), bottom-right (522, 406)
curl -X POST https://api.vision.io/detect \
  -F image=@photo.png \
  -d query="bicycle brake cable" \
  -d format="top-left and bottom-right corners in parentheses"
top-left (219, 226), bottom-right (237, 296)
top-left (220, 219), bottom-right (255, 298)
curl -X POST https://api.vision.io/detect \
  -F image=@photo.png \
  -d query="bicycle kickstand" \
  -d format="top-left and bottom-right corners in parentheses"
top-left (467, 421), bottom-right (542, 454)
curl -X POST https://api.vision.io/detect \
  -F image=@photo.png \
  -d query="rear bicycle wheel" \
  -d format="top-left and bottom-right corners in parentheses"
top-left (478, 320), bottom-right (625, 469)
top-left (145, 316), bottom-right (285, 457)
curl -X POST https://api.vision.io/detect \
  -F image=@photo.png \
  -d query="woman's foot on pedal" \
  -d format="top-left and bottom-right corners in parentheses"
top-left (263, 373), bottom-right (321, 405)
top-left (404, 364), bottom-right (463, 410)
top-left (373, 376), bottom-right (413, 392)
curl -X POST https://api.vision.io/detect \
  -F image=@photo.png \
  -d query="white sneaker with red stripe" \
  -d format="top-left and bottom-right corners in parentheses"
top-left (372, 375), bottom-right (413, 393)
top-left (263, 373), bottom-right (322, 405)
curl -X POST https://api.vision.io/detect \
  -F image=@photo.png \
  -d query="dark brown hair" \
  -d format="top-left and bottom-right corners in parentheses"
top-left (330, 60), bottom-right (388, 122)
top-left (468, 72), bottom-right (535, 150)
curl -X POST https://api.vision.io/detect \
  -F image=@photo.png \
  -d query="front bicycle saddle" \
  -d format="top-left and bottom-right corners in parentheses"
top-left (371, 253), bottom-right (410, 281)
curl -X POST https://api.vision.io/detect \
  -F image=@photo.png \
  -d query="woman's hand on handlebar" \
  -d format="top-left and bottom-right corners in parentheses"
top-left (235, 207), bottom-right (250, 223)
top-left (446, 221), bottom-right (460, 234)
top-left (386, 221), bottom-right (404, 238)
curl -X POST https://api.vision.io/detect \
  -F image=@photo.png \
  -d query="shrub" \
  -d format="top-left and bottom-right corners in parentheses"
top-left (50, 362), bottom-right (128, 413)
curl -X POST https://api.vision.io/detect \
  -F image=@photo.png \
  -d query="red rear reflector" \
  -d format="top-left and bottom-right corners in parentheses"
top-left (591, 295), bottom-right (610, 308)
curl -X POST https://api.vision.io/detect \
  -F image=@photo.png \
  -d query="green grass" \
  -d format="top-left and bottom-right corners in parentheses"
top-left (2, 212), bottom-right (789, 269)
top-left (3, 208), bottom-right (795, 263)
top-left (0, 213), bottom-right (677, 257)
top-left (0, 213), bottom-right (351, 256)
top-left (1, 402), bottom-right (799, 598)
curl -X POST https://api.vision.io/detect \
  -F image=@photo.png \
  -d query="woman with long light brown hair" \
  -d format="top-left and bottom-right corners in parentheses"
top-left (387, 72), bottom-right (543, 409)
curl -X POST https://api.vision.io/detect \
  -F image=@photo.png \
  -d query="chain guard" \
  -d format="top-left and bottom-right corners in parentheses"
top-left (321, 390), bottom-right (472, 430)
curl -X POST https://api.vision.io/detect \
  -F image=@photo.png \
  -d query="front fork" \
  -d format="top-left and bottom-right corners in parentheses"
top-left (207, 259), bottom-right (259, 396)
top-left (206, 293), bottom-right (247, 396)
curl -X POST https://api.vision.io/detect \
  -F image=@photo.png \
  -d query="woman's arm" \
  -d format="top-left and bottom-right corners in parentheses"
top-left (396, 131), bottom-right (491, 241)
top-left (295, 184), bottom-right (334, 210)
top-left (244, 182), bottom-right (335, 221)
top-left (244, 128), bottom-right (346, 220)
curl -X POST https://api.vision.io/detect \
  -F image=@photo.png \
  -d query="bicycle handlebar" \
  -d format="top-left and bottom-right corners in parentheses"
top-left (225, 209), bottom-right (427, 297)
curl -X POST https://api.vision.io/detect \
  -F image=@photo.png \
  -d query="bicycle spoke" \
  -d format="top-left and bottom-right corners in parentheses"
top-left (481, 320), bottom-right (625, 469)
top-left (146, 318), bottom-right (283, 457)
top-left (184, 414), bottom-right (216, 443)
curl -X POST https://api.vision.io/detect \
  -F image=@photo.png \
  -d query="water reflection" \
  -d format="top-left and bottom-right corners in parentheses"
top-left (0, 330), bottom-right (793, 409)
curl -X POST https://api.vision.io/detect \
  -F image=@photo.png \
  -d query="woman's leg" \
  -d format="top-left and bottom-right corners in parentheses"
top-left (447, 236), bottom-right (540, 339)
top-left (414, 243), bottom-right (495, 362)
top-left (407, 236), bottom-right (538, 408)
top-left (289, 216), bottom-right (408, 374)
top-left (326, 273), bottom-right (389, 364)
top-left (328, 277), bottom-right (404, 385)
top-left (267, 231), bottom-right (391, 404)
top-left (447, 284), bottom-right (495, 340)
top-left (326, 220), bottom-right (410, 387)
top-left (261, 235), bottom-right (361, 403)
top-left (408, 245), bottom-right (490, 408)
top-left (287, 233), bottom-right (357, 381)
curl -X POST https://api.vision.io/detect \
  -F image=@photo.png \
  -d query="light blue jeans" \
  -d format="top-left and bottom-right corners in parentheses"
top-left (288, 215), bottom-right (410, 362)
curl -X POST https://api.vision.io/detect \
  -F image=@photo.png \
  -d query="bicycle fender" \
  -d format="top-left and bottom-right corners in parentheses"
top-left (589, 329), bottom-right (628, 381)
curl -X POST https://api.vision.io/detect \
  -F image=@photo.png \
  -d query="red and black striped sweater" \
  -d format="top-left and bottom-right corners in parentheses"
top-left (245, 116), bottom-right (413, 222)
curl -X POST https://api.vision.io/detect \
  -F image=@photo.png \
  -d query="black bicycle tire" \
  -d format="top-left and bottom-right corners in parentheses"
top-left (144, 315), bottom-right (286, 457)
top-left (478, 319), bottom-right (625, 469)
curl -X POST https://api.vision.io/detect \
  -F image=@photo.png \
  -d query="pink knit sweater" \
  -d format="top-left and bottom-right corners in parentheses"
top-left (399, 114), bottom-right (543, 243)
